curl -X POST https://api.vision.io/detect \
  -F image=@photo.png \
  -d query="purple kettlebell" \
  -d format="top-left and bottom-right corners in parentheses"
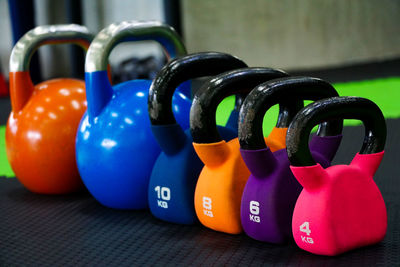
top-left (239, 77), bottom-right (343, 243)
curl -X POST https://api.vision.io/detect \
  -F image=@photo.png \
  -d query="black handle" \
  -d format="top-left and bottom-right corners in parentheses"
top-left (190, 67), bottom-right (294, 144)
top-left (238, 77), bottom-right (343, 150)
top-left (233, 93), bottom-right (247, 111)
top-left (148, 52), bottom-right (248, 125)
top-left (286, 96), bottom-right (386, 166)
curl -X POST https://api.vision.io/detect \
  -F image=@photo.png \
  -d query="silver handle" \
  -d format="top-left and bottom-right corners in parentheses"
top-left (10, 24), bottom-right (93, 72)
top-left (85, 20), bottom-right (187, 73)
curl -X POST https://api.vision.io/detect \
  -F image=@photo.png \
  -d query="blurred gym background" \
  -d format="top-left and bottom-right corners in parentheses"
top-left (1, 0), bottom-right (399, 81)
top-left (0, 0), bottom-right (399, 176)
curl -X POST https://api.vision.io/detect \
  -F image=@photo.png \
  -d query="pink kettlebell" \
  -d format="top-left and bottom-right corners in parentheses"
top-left (287, 96), bottom-right (387, 256)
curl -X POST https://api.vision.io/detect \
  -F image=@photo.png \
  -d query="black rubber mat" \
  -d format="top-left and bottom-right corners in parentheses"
top-left (0, 119), bottom-right (399, 266)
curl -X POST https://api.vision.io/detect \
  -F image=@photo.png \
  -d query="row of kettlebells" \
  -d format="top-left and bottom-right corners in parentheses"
top-left (6, 21), bottom-right (387, 256)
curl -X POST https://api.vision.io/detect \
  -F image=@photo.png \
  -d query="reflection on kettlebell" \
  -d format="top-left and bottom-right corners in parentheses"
top-left (148, 52), bottom-right (249, 224)
top-left (239, 77), bottom-right (343, 244)
top-left (6, 24), bottom-right (93, 194)
top-left (287, 96), bottom-right (387, 256)
top-left (191, 67), bottom-right (301, 234)
top-left (76, 21), bottom-right (191, 209)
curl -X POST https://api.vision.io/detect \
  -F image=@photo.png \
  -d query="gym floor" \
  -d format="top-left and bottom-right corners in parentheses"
top-left (0, 59), bottom-right (399, 265)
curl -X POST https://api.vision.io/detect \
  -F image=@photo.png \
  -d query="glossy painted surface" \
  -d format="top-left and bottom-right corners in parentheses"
top-left (6, 76), bottom-right (87, 194)
top-left (77, 21), bottom-right (190, 209)
top-left (6, 24), bottom-right (93, 194)
top-left (76, 79), bottom-right (191, 209)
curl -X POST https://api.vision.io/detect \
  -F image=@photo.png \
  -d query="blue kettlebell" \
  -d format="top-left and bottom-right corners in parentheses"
top-left (76, 21), bottom-right (191, 209)
top-left (148, 52), bottom-right (249, 224)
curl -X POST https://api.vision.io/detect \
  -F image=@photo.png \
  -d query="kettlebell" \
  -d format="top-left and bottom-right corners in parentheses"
top-left (191, 68), bottom-right (302, 234)
top-left (239, 77), bottom-right (343, 243)
top-left (76, 21), bottom-right (191, 209)
top-left (287, 96), bottom-right (387, 256)
top-left (148, 52), bottom-right (250, 224)
top-left (6, 24), bottom-right (93, 194)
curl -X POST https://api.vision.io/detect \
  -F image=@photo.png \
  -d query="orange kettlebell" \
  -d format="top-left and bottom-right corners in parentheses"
top-left (191, 68), bottom-right (303, 234)
top-left (6, 25), bottom-right (93, 194)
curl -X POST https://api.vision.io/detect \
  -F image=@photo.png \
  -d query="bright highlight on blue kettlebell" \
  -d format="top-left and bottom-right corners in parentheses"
top-left (148, 52), bottom-right (249, 224)
top-left (76, 21), bottom-right (192, 209)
